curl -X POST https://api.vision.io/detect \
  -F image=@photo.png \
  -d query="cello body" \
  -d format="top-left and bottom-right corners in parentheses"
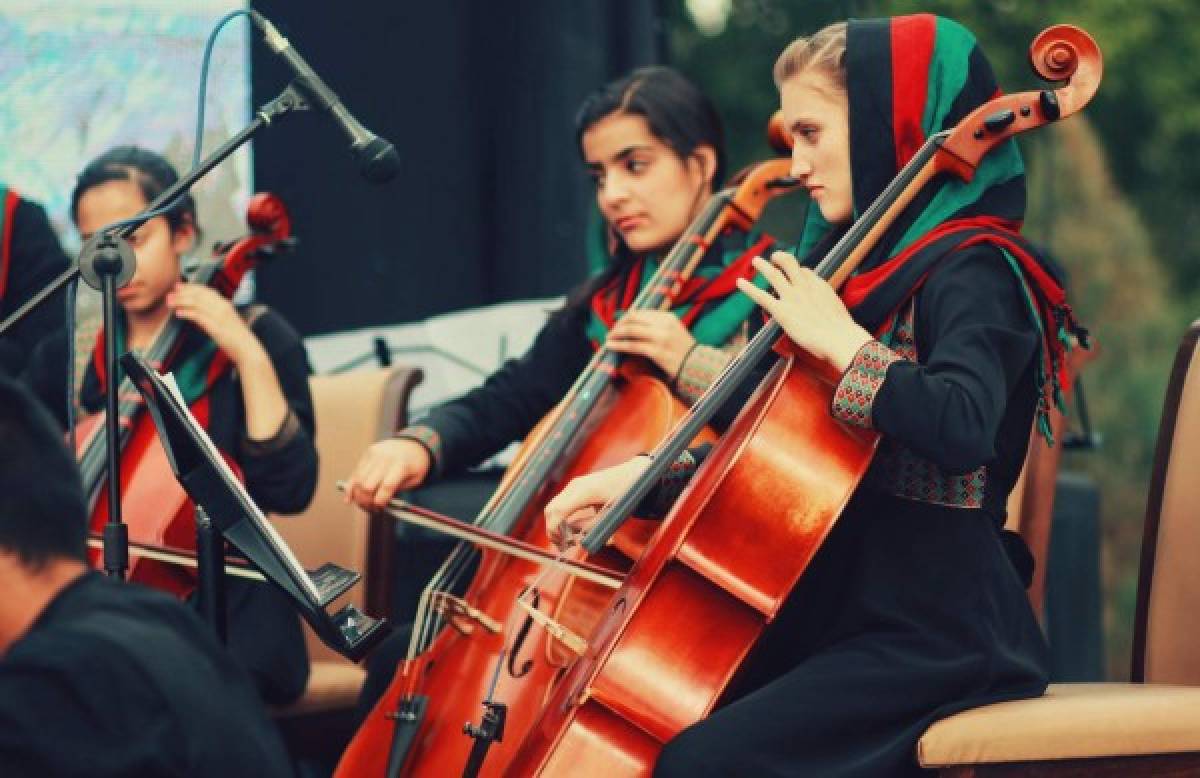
top-left (505, 350), bottom-right (877, 776)
top-left (338, 364), bottom-right (715, 778)
top-left (78, 399), bottom-right (210, 595)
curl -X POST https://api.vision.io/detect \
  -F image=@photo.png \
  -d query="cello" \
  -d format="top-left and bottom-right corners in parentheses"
top-left (337, 126), bottom-right (800, 778)
top-left (504, 25), bottom-right (1101, 776)
top-left (75, 193), bottom-right (293, 597)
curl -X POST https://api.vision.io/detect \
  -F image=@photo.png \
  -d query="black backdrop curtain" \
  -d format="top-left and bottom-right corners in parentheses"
top-left (250, 1), bottom-right (660, 336)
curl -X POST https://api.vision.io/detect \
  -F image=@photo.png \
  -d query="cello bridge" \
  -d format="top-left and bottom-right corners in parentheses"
top-left (515, 597), bottom-right (588, 656)
top-left (432, 593), bottom-right (501, 635)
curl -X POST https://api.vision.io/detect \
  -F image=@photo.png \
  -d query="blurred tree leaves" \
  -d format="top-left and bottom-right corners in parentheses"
top-left (665, 0), bottom-right (1200, 290)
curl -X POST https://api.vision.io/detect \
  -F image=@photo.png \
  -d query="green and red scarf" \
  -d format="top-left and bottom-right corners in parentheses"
top-left (92, 313), bottom-right (228, 411)
top-left (794, 14), bottom-right (1086, 442)
top-left (586, 228), bottom-right (774, 349)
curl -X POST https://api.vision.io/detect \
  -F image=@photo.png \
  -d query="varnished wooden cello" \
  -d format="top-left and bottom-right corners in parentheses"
top-left (502, 25), bottom-right (1102, 776)
top-left (336, 128), bottom-right (801, 778)
top-left (76, 193), bottom-right (293, 597)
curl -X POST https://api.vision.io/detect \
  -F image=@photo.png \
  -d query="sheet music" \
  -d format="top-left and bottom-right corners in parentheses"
top-left (162, 372), bottom-right (321, 603)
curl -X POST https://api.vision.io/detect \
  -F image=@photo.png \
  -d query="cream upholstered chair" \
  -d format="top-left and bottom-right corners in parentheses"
top-left (271, 365), bottom-right (422, 718)
top-left (918, 321), bottom-right (1200, 776)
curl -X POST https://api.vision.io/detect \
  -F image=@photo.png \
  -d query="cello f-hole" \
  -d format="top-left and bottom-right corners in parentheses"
top-left (507, 588), bottom-right (539, 679)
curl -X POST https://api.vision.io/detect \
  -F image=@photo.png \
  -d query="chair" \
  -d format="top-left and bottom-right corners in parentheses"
top-left (269, 366), bottom-right (422, 725)
top-left (918, 320), bottom-right (1200, 776)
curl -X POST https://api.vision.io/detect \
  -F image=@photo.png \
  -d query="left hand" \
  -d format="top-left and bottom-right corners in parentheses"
top-left (605, 310), bottom-right (696, 378)
top-left (166, 282), bottom-right (262, 365)
top-left (735, 251), bottom-right (874, 372)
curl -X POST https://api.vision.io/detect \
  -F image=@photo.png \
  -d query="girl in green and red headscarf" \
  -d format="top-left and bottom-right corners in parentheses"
top-left (546, 15), bottom-right (1077, 776)
top-left (346, 66), bottom-right (774, 508)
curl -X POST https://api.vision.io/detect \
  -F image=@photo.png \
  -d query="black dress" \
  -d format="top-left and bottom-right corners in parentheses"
top-left (24, 306), bottom-right (318, 705)
top-left (0, 571), bottom-right (293, 777)
top-left (651, 248), bottom-right (1050, 778)
top-left (0, 196), bottom-right (69, 380)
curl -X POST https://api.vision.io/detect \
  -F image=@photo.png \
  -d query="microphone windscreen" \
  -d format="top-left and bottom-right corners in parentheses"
top-left (355, 137), bottom-right (400, 184)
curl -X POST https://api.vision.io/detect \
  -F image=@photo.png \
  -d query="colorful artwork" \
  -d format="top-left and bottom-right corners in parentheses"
top-left (0, 1), bottom-right (252, 254)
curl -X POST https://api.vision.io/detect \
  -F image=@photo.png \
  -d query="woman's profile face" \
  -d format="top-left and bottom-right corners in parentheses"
top-left (74, 178), bottom-right (193, 318)
top-left (780, 69), bottom-right (853, 226)
top-left (582, 112), bottom-right (714, 255)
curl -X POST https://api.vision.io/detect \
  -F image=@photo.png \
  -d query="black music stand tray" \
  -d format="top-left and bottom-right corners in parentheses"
top-left (120, 352), bottom-right (389, 661)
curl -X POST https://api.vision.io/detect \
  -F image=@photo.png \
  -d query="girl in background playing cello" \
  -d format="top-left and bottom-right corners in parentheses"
top-left (25, 146), bottom-right (317, 705)
top-left (345, 65), bottom-right (778, 715)
top-left (546, 16), bottom-right (1083, 776)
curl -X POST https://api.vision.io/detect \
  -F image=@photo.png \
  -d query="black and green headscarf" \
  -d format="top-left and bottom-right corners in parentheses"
top-left (794, 14), bottom-right (1085, 441)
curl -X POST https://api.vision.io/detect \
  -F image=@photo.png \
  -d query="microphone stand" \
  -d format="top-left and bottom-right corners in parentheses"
top-left (0, 83), bottom-right (310, 589)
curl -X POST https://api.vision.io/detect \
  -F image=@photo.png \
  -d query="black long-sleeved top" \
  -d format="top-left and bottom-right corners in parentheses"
top-left (24, 306), bottom-right (318, 704)
top-left (644, 244), bottom-right (1040, 526)
top-left (28, 306), bottom-right (318, 516)
top-left (0, 572), bottom-right (293, 777)
top-left (0, 197), bottom-right (69, 379)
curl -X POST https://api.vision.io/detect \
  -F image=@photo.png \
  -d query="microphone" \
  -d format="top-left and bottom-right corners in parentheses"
top-left (250, 11), bottom-right (400, 183)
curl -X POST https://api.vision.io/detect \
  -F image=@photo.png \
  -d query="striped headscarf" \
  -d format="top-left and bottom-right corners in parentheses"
top-left (793, 14), bottom-right (1086, 441)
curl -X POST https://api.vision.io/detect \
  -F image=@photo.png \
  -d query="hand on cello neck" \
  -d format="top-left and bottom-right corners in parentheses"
top-left (736, 252), bottom-right (873, 372)
top-left (604, 310), bottom-right (698, 378)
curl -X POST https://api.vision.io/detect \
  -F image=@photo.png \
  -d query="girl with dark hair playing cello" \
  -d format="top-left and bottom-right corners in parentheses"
top-left (544, 15), bottom-right (1086, 777)
top-left (344, 65), bottom-right (784, 717)
top-left (346, 65), bottom-right (772, 507)
top-left (25, 146), bottom-right (317, 706)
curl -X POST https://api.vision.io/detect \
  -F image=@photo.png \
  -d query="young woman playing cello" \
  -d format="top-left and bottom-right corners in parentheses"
top-left (25, 146), bottom-right (317, 705)
top-left (545, 15), bottom-right (1081, 776)
top-left (344, 66), bottom-right (778, 714)
top-left (345, 65), bottom-right (774, 509)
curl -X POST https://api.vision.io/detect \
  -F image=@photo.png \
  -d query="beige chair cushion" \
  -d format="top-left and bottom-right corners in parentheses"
top-left (271, 367), bottom-right (418, 714)
top-left (918, 683), bottom-right (1200, 766)
top-left (273, 662), bottom-right (367, 717)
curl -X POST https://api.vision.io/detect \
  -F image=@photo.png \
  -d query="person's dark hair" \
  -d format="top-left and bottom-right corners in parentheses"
top-left (0, 377), bottom-right (87, 567)
top-left (565, 67), bottom-right (727, 318)
top-left (575, 65), bottom-right (727, 192)
top-left (70, 146), bottom-right (198, 235)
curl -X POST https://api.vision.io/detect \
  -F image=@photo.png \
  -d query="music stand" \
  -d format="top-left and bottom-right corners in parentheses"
top-left (121, 352), bottom-right (389, 661)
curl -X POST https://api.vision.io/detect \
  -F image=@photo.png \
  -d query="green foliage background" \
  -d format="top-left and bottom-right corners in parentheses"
top-left (663, 0), bottom-right (1199, 678)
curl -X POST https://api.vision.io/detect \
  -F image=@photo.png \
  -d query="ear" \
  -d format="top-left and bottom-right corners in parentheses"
top-left (689, 144), bottom-right (718, 189)
top-left (171, 217), bottom-right (197, 256)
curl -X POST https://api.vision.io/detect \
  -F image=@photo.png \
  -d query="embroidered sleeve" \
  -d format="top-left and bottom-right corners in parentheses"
top-left (635, 449), bottom-right (701, 519)
top-left (672, 344), bottom-right (732, 405)
top-left (395, 424), bottom-right (444, 475)
top-left (830, 340), bottom-right (904, 430)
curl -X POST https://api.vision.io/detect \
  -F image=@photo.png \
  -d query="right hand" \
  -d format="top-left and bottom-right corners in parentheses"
top-left (544, 455), bottom-right (653, 550)
top-left (345, 438), bottom-right (433, 510)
